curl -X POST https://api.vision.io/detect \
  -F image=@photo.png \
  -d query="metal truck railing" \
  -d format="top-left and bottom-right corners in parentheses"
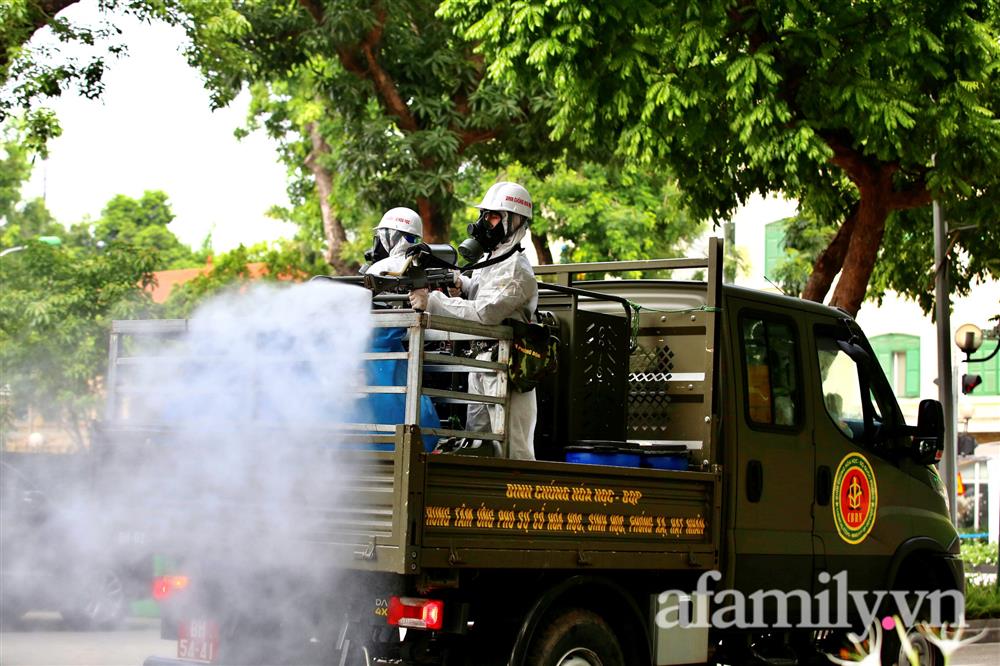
top-left (101, 310), bottom-right (514, 574)
top-left (352, 310), bottom-right (513, 454)
top-left (104, 311), bottom-right (512, 451)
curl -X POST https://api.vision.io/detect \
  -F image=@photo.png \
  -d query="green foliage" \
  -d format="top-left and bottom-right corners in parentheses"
top-left (1, 1), bottom-right (183, 148)
top-left (0, 122), bottom-right (32, 219)
top-left (66, 190), bottom-right (201, 269)
top-left (442, 0), bottom-right (1000, 309)
top-left (724, 242), bottom-right (751, 284)
top-left (175, 0), bottom-right (563, 242)
top-left (962, 539), bottom-right (1000, 568)
top-left (162, 239), bottom-right (327, 318)
top-left (0, 119), bottom-right (62, 243)
top-left (772, 214), bottom-right (837, 297)
top-left (243, 75), bottom-right (379, 266)
top-left (870, 206), bottom-right (1000, 314)
top-left (965, 579), bottom-right (1000, 619)
top-left (0, 240), bottom-right (158, 443)
top-left (776, 203), bottom-right (1000, 312)
top-left (461, 161), bottom-right (704, 265)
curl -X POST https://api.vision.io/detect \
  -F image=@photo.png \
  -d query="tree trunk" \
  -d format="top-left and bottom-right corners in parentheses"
top-left (417, 197), bottom-right (448, 243)
top-left (64, 405), bottom-right (87, 451)
top-left (304, 122), bottom-right (357, 275)
top-left (801, 205), bottom-right (858, 302)
top-left (829, 174), bottom-right (892, 317)
top-left (531, 230), bottom-right (554, 265)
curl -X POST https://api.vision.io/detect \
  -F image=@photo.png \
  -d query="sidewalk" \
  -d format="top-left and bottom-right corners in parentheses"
top-left (964, 617), bottom-right (1000, 643)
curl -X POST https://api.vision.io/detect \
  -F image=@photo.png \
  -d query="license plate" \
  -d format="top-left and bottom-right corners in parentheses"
top-left (178, 619), bottom-right (219, 663)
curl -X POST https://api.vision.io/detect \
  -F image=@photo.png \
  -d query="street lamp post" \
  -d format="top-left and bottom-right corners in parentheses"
top-left (933, 199), bottom-right (957, 524)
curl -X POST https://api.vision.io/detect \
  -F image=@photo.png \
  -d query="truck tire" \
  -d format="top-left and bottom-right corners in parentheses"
top-left (881, 558), bottom-right (948, 666)
top-left (526, 608), bottom-right (624, 666)
top-left (881, 624), bottom-right (941, 666)
top-left (61, 567), bottom-right (127, 629)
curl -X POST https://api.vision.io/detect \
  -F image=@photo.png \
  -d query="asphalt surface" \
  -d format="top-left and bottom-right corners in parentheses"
top-left (1, 613), bottom-right (998, 666)
top-left (0, 614), bottom-right (173, 666)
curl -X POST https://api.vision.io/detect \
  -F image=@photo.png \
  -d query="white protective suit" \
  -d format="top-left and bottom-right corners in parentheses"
top-left (425, 227), bottom-right (538, 460)
top-left (364, 250), bottom-right (410, 278)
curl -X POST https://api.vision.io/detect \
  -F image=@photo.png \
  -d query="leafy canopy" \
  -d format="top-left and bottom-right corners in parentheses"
top-left (175, 0), bottom-right (563, 243)
top-left (454, 160), bottom-right (704, 266)
top-left (162, 239), bottom-right (329, 318)
top-left (2, 1), bottom-right (187, 148)
top-left (65, 190), bottom-right (202, 269)
top-left (1, 121), bottom-right (62, 244)
top-left (441, 0), bottom-right (1000, 312)
top-left (0, 241), bottom-right (158, 443)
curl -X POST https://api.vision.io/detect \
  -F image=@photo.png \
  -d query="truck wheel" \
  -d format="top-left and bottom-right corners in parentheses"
top-left (526, 608), bottom-right (624, 666)
top-left (881, 625), bottom-right (941, 666)
top-left (61, 567), bottom-right (127, 629)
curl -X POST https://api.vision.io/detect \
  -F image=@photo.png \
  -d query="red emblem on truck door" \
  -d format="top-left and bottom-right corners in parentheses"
top-left (832, 453), bottom-right (878, 544)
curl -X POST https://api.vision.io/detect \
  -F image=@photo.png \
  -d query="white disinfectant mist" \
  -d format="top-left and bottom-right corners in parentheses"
top-left (104, 280), bottom-right (377, 661)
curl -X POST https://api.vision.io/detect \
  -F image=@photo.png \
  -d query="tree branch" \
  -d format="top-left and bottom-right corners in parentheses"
top-left (297, 0), bottom-right (325, 25)
top-left (458, 128), bottom-right (498, 150)
top-left (530, 230), bottom-right (554, 265)
top-left (889, 183), bottom-right (932, 210)
top-left (35, 0), bottom-right (79, 30)
top-left (727, 0), bottom-right (765, 52)
top-left (1, 0), bottom-right (81, 72)
top-left (801, 205), bottom-right (857, 302)
top-left (357, 9), bottom-right (418, 132)
top-left (821, 132), bottom-right (877, 189)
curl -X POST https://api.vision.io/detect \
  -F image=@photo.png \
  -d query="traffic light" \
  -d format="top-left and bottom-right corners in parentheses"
top-left (961, 373), bottom-right (983, 394)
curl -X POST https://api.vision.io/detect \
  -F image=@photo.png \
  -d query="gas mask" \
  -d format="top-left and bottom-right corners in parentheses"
top-left (364, 234), bottom-right (389, 266)
top-left (458, 210), bottom-right (508, 263)
top-left (364, 229), bottom-right (418, 267)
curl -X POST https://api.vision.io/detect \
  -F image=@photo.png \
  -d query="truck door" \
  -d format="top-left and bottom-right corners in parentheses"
top-left (730, 302), bottom-right (815, 610)
top-left (807, 320), bottom-right (908, 605)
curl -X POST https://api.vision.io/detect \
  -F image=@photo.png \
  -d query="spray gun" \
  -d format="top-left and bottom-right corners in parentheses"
top-left (361, 243), bottom-right (461, 299)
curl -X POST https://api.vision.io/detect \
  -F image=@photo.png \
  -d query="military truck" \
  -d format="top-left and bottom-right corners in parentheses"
top-left (101, 239), bottom-right (961, 666)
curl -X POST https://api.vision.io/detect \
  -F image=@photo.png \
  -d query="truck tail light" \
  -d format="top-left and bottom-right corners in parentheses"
top-left (387, 596), bottom-right (444, 631)
top-left (152, 575), bottom-right (190, 601)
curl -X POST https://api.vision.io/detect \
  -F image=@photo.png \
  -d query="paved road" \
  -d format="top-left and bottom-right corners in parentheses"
top-left (0, 614), bottom-right (174, 666)
top-left (951, 641), bottom-right (1000, 665)
top-left (1, 614), bottom-right (997, 666)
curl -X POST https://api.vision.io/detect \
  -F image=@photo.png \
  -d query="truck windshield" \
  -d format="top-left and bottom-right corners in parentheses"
top-left (815, 327), bottom-right (897, 446)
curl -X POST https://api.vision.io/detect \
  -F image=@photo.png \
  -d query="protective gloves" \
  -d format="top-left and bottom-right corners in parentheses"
top-left (409, 288), bottom-right (429, 311)
top-left (405, 242), bottom-right (432, 258)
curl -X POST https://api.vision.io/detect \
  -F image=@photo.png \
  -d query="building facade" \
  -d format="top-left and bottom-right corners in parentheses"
top-left (732, 194), bottom-right (999, 439)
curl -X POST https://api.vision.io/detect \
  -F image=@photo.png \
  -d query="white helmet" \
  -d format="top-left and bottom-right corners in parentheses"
top-left (475, 182), bottom-right (533, 220)
top-left (377, 207), bottom-right (423, 238)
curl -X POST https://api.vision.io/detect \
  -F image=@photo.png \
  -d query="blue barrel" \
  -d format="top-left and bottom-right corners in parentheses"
top-left (565, 444), bottom-right (641, 468)
top-left (365, 327), bottom-right (440, 451)
top-left (640, 444), bottom-right (689, 471)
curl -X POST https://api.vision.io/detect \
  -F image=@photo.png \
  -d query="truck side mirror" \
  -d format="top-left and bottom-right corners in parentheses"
top-left (912, 399), bottom-right (944, 465)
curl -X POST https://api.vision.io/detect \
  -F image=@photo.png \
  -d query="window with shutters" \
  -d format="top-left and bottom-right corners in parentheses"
top-left (764, 220), bottom-right (786, 281)
top-left (969, 350), bottom-right (1000, 395)
top-left (869, 334), bottom-right (921, 398)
